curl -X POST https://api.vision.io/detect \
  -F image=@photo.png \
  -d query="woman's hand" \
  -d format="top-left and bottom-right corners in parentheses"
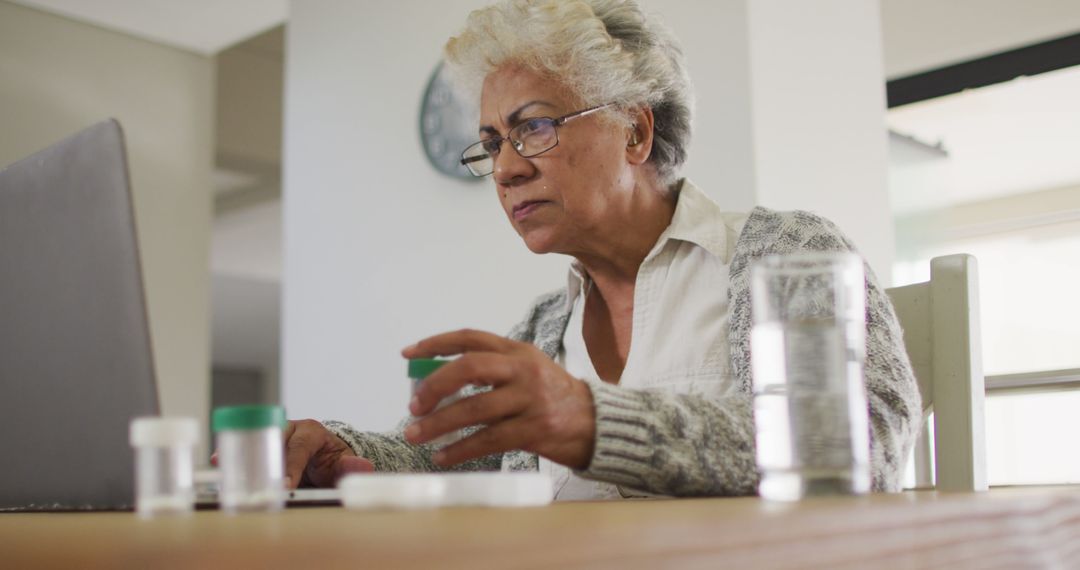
top-left (401, 329), bottom-right (596, 469)
top-left (282, 419), bottom-right (374, 488)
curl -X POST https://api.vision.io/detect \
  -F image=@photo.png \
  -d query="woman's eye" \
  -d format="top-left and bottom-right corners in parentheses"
top-left (481, 138), bottom-right (502, 153)
top-left (519, 118), bottom-right (548, 136)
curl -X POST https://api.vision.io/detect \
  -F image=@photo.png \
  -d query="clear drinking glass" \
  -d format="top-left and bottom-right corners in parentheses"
top-left (750, 252), bottom-right (870, 501)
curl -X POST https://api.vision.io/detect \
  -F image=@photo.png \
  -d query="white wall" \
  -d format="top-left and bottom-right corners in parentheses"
top-left (283, 0), bottom-right (896, 431)
top-left (746, 0), bottom-right (894, 280)
top-left (0, 2), bottom-right (214, 457)
top-left (656, 0), bottom-right (758, 214)
top-left (653, 0), bottom-right (894, 278)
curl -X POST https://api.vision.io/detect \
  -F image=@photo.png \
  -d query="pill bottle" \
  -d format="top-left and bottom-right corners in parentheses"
top-left (129, 417), bottom-right (199, 518)
top-left (212, 404), bottom-right (286, 513)
top-left (408, 358), bottom-right (465, 448)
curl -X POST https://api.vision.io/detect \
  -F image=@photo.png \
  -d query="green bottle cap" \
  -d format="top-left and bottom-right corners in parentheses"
top-left (212, 404), bottom-right (286, 432)
top-left (408, 358), bottom-right (449, 380)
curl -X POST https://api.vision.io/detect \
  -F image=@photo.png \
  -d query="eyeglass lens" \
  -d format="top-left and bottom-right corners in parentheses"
top-left (460, 118), bottom-right (559, 176)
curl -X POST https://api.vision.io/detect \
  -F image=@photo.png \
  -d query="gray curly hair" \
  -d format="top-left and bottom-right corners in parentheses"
top-left (444, 0), bottom-right (693, 186)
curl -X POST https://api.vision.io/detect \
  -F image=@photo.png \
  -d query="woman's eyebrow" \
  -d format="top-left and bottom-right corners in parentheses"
top-left (479, 100), bottom-right (556, 136)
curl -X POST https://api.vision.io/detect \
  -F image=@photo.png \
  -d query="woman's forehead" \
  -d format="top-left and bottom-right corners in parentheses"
top-left (480, 67), bottom-right (572, 121)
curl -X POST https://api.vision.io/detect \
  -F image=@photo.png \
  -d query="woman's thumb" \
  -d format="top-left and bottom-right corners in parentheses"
top-left (334, 455), bottom-right (375, 482)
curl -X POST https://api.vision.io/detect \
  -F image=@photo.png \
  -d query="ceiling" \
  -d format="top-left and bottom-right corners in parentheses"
top-left (880, 0), bottom-right (1080, 78)
top-left (13, 0), bottom-right (1080, 72)
top-left (9, 0), bottom-right (287, 55)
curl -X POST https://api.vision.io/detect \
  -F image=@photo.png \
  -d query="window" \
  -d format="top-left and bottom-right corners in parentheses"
top-left (889, 61), bottom-right (1080, 486)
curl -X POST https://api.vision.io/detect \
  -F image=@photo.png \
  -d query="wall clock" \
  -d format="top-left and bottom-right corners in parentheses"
top-left (419, 62), bottom-right (481, 181)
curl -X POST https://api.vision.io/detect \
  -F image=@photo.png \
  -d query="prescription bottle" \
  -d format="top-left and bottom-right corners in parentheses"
top-left (212, 404), bottom-right (286, 513)
top-left (408, 358), bottom-right (465, 448)
top-left (129, 417), bottom-right (199, 518)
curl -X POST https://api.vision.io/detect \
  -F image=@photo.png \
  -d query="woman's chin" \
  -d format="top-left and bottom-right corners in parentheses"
top-left (518, 228), bottom-right (560, 255)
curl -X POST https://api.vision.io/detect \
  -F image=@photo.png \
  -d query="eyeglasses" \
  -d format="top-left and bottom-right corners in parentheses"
top-left (459, 103), bottom-right (614, 177)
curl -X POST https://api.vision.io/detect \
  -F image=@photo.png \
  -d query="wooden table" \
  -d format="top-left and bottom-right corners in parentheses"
top-left (3, 489), bottom-right (1080, 569)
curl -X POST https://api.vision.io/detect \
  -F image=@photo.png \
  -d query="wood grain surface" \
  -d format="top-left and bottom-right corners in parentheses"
top-left (3, 489), bottom-right (1079, 569)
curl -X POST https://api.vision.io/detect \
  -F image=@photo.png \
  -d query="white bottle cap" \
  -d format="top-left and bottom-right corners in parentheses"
top-left (443, 472), bottom-right (553, 507)
top-left (129, 417), bottom-right (199, 447)
top-left (338, 474), bottom-right (446, 510)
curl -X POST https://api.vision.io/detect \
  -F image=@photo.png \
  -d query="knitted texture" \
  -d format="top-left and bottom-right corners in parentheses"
top-left (324, 206), bottom-right (922, 495)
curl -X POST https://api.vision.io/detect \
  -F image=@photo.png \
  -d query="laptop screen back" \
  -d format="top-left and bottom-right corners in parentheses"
top-left (0, 119), bottom-right (158, 510)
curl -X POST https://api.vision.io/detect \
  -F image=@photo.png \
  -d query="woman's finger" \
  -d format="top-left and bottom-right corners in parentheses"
top-left (401, 328), bottom-right (514, 358)
top-left (431, 416), bottom-right (539, 467)
top-left (410, 351), bottom-right (516, 416)
top-left (405, 387), bottom-right (526, 445)
top-left (283, 420), bottom-right (321, 489)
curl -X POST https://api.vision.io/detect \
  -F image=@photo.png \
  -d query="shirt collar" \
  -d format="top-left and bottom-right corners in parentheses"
top-left (657, 178), bottom-right (731, 259)
top-left (565, 259), bottom-right (590, 310)
top-left (563, 179), bottom-right (731, 310)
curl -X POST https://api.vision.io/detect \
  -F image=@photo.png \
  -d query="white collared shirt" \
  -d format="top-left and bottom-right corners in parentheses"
top-left (542, 180), bottom-right (749, 500)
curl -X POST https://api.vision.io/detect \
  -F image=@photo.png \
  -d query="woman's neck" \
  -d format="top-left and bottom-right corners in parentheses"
top-left (573, 179), bottom-right (678, 298)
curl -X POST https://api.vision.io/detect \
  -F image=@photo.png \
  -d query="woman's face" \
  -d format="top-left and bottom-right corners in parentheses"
top-left (479, 65), bottom-right (635, 256)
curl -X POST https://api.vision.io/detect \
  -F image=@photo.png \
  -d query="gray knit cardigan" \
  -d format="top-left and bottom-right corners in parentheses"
top-left (324, 206), bottom-right (922, 496)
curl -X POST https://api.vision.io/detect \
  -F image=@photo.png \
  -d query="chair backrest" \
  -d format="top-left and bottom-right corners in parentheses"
top-left (886, 254), bottom-right (987, 492)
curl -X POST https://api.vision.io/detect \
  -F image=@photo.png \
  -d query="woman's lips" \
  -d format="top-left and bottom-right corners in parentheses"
top-left (512, 200), bottom-right (548, 221)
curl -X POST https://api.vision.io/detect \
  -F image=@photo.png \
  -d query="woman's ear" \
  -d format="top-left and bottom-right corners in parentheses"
top-left (625, 106), bottom-right (655, 165)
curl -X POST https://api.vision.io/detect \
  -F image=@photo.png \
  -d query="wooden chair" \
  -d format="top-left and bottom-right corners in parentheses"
top-left (886, 254), bottom-right (988, 491)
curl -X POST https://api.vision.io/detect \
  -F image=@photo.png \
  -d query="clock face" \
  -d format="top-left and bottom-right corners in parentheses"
top-left (419, 62), bottom-right (482, 181)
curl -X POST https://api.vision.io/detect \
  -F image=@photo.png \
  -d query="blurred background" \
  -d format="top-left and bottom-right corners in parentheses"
top-left (1, 0), bottom-right (1078, 487)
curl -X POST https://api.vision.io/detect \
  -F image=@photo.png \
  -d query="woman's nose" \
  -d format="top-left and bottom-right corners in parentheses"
top-left (493, 142), bottom-right (536, 185)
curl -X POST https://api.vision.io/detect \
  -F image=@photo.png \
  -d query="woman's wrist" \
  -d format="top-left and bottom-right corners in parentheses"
top-left (564, 379), bottom-right (597, 469)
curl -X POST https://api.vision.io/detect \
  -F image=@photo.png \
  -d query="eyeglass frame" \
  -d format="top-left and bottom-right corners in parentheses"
top-left (459, 102), bottom-right (616, 177)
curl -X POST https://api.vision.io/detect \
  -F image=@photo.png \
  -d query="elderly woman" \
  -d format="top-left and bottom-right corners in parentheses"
top-left (285, 0), bottom-right (921, 499)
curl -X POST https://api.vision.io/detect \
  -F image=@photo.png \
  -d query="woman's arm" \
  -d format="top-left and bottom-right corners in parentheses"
top-left (302, 293), bottom-right (576, 479)
top-left (322, 417), bottom-right (502, 473)
top-left (578, 383), bottom-right (758, 496)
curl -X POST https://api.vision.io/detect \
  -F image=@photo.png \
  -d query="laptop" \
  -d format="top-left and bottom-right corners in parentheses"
top-left (0, 120), bottom-right (158, 511)
top-left (0, 120), bottom-right (342, 511)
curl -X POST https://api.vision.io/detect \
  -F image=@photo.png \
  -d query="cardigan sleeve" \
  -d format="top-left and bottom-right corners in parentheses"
top-left (577, 381), bottom-right (759, 496)
top-left (321, 419), bottom-right (501, 473)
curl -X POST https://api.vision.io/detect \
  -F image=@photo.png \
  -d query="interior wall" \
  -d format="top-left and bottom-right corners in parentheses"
top-left (0, 1), bottom-right (214, 458)
top-left (651, 0), bottom-right (895, 278)
top-left (746, 0), bottom-right (894, 281)
top-left (654, 0), bottom-right (758, 214)
top-left (216, 26), bottom-right (283, 183)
